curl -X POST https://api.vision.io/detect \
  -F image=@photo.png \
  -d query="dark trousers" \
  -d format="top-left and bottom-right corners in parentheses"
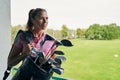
top-left (12, 56), bottom-right (53, 80)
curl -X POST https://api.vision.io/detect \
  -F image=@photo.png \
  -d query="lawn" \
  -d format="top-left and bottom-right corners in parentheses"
top-left (54, 39), bottom-right (120, 80)
top-left (12, 39), bottom-right (120, 80)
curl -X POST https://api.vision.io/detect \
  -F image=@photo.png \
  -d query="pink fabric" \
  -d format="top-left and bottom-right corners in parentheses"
top-left (31, 40), bottom-right (56, 57)
top-left (42, 40), bottom-right (55, 57)
top-left (13, 32), bottom-right (57, 58)
top-left (29, 33), bottom-right (46, 57)
top-left (45, 44), bottom-right (57, 59)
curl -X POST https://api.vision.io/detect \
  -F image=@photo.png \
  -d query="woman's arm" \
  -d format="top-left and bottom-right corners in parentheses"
top-left (7, 45), bottom-right (28, 67)
top-left (7, 32), bottom-right (33, 67)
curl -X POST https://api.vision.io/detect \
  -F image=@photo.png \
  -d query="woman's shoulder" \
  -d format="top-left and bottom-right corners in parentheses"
top-left (15, 30), bottom-right (34, 43)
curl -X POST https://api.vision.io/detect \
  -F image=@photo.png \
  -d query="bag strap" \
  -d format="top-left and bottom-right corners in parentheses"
top-left (21, 30), bottom-right (34, 43)
top-left (14, 29), bottom-right (34, 43)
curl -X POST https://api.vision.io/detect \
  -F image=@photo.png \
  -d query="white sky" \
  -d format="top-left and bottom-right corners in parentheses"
top-left (11, 0), bottom-right (120, 30)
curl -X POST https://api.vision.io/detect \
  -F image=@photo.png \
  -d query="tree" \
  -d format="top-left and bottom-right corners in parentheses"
top-left (76, 28), bottom-right (85, 38)
top-left (85, 24), bottom-right (101, 40)
top-left (61, 25), bottom-right (69, 39)
top-left (85, 23), bottom-right (120, 40)
top-left (46, 29), bottom-right (54, 36)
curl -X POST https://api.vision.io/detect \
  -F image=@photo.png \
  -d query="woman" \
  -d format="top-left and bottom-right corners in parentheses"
top-left (8, 8), bottom-right (54, 80)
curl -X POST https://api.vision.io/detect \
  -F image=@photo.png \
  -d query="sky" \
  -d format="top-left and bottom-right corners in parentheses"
top-left (11, 0), bottom-right (120, 30)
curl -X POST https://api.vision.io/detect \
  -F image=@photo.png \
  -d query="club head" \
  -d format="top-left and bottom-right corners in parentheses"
top-left (60, 39), bottom-right (73, 47)
top-left (54, 50), bottom-right (65, 55)
top-left (48, 58), bottom-right (62, 68)
top-left (52, 67), bottom-right (64, 75)
top-left (53, 56), bottom-right (66, 67)
top-left (48, 58), bottom-right (57, 64)
top-left (56, 56), bottom-right (66, 62)
top-left (53, 63), bottom-right (61, 68)
top-left (54, 58), bottom-right (62, 64)
top-left (53, 58), bottom-right (62, 67)
top-left (32, 48), bottom-right (45, 58)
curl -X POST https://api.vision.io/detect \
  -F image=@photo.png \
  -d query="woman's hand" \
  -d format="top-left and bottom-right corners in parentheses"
top-left (22, 42), bottom-right (34, 56)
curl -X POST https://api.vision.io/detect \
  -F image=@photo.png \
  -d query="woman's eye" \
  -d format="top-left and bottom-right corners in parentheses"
top-left (37, 17), bottom-right (48, 21)
top-left (46, 17), bottom-right (48, 20)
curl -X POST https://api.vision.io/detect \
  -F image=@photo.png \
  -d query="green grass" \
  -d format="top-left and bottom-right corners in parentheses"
top-left (12, 39), bottom-right (120, 80)
top-left (54, 39), bottom-right (120, 80)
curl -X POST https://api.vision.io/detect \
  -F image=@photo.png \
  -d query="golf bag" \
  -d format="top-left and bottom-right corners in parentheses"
top-left (3, 29), bottom-right (73, 80)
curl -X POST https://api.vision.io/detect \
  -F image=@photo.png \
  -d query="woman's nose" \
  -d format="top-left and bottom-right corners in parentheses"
top-left (43, 18), bottom-right (47, 23)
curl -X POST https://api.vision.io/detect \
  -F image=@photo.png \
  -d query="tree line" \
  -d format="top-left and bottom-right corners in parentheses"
top-left (11, 23), bottom-right (120, 42)
top-left (85, 23), bottom-right (120, 40)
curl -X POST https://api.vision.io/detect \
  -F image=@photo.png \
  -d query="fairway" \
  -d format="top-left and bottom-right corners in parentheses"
top-left (54, 39), bottom-right (120, 80)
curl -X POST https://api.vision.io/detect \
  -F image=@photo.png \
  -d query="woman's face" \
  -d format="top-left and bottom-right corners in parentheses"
top-left (33, 11), bottom-right (48, 30)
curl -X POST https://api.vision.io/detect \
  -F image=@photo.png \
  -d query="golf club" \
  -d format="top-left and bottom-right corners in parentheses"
top-left (50, 67), bottom-right (64, 75)
top-left (60, 39), bottom-right (73, 47)
top-left (54, 50), bottom-right (65, 55)
top-left (56, 56), bottom-right (66, 62)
